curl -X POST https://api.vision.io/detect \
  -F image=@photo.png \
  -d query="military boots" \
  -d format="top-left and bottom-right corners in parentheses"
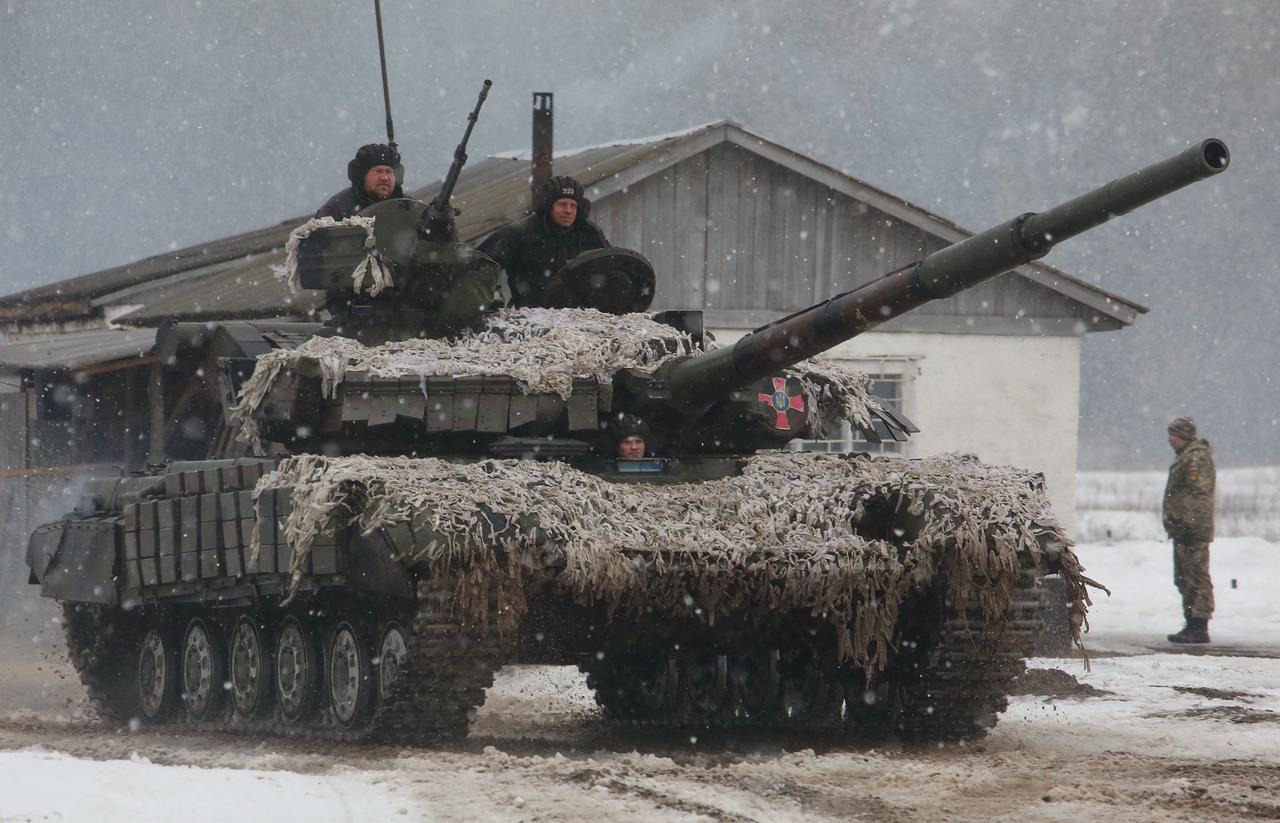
top-left (1167, 618), bottom-right (1210, 644)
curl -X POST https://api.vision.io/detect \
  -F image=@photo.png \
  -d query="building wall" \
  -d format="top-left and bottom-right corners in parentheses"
top-left (593, 142), bottom-right (1091, 322)
top-left (713, 327), bottom-right (1082, 535)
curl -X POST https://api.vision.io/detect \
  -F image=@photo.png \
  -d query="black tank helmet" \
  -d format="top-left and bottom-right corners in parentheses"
top-left (532, 175), bottom-right (591, 222)
top-left (347, 143), bottom-right (405, 188)
top-left (608, 412), bottom-right (650, 441)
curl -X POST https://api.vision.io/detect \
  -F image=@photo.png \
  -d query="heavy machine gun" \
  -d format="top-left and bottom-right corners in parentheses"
top-left (418, 79), bottom-right (492, 241)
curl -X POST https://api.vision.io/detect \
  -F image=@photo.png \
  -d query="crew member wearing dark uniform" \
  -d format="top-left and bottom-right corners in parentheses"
top-left (1162, 416), bottom-right (1216, 644)
top-left (477, 175), bottom-right (610, 307)
top-left (316, 143), bottom-right (405, 220)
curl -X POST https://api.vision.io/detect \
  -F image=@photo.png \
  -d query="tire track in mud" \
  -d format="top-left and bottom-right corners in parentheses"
top-left (4, 713), bottom-right (1280, 822)
top-left (6, 647), bottom-right (1280, 823)
top-left (565, 766), bottom-right (759, 823)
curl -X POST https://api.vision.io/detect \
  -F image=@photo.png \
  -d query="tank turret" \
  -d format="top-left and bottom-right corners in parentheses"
top-left (225, 139), bottom-right (1228, 458)
top-left (291, 81), bottom-right (500, 345)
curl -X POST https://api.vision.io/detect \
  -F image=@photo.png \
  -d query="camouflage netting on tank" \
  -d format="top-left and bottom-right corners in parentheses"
top-left (270, 216), bottom-right (392, 296)
top-left (253, 451), bottom-right (1091, 673)
top-left (229, 307), bottom-right (880, 451)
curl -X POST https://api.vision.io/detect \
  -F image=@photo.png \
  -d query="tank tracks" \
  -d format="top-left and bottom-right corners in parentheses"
top-left (63, 568), bottom-right (1046, 744)
top-left (60, 578), bottom-right (505, 745)
top-left (874, 565), bottom-right (1048, 740)
top-left (580, 566), bottom-right (1048, 741)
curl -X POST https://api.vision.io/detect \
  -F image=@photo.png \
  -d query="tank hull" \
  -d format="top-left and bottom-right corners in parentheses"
top-left (34, 451), bottom-right (1072, 744)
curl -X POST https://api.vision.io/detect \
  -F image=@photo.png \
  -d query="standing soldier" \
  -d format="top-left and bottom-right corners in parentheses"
top-left (477, 175), bottom-right (611, 307)
top-left (1162, 416), bottom-right (1216, 644)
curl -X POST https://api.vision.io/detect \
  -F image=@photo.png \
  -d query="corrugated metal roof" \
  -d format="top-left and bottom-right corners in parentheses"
top-left (0, 328), bottom-right (155, 369)
top-left (0, 121), bottom-right (1146, 327)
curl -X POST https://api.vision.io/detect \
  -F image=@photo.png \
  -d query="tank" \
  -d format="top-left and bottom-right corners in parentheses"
top-left (27, 138), bottom-right (1230, 744)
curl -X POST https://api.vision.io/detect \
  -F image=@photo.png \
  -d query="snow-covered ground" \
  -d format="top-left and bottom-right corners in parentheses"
top-left (0, 536), bottom-right (1276, 821)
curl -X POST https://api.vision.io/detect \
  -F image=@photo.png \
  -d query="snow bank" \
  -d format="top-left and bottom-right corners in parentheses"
top-left (0, 750), bottom-right (410, 822)
top-left (1076, 466), bottom-right (1280, 542)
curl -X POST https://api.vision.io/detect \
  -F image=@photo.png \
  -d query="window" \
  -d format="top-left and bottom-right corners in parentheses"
top-left (792, 360), bottom-right (917, 456)
top-left (854, 373), bottom-right (907, 454)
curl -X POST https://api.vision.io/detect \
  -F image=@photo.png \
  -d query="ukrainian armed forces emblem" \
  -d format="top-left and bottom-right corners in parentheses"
top-left (756, 376), bottom-right (806, 432)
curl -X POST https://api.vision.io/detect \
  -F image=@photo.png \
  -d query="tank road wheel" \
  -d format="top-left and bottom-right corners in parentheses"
top-left (777, 646), bottom-right (838, 724)
top-left (629, 653), bottom-right (678, 712)
top-left (375, 623), bottom-right (409, 702)
top-left (582, 651), bottom-right (677, 722)
top-left (181, 617), bottom-right (227, 721)
top-left (276, 616), bottom-right (322, 723)
top-left (730, 649), bottom-right (780, 718)
top-left (137, 625), bottom-right (180, 722)
top-left (229, 616), bottom-right (273, 719)
top-left (680, 651), bottom-right (729, 722)
top-left (327, 621), bottom-right (374, 728)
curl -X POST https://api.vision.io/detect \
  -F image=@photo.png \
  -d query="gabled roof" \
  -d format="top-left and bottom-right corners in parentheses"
top-left (0, 121), bottom-right (1145, 330)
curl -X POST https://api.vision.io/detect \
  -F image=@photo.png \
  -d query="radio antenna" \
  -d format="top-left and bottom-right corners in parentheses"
top-left (373, 0), bottom-right (396, 149)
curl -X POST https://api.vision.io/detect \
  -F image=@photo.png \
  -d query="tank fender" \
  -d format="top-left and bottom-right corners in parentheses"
top-left (25, 522), bottom-right (61, 584)
top-left (27, 518), bottom-right (121, 605)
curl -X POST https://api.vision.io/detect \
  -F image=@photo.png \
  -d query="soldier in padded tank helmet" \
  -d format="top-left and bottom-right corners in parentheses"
top-left (316, 143), bottom-right (405, 220)
top-left (477, 175), bottom-right (611, 308)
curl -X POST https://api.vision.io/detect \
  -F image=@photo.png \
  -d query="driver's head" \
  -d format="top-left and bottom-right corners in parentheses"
top-left (617, 435), bottom-right (646, 458)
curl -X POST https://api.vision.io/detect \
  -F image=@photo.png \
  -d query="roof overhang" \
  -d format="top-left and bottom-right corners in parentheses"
top-left (0, 328), bottom-right (156, 371)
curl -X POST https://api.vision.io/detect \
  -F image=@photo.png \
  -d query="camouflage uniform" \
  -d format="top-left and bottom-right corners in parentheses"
top-left (1162, 437), bottom-right (1216, 620)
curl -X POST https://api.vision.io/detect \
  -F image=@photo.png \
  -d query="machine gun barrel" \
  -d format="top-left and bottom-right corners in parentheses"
top-left (662, 138), bottom-right (1230, 410)
top-left (430, 79), bottom-right (492, 215)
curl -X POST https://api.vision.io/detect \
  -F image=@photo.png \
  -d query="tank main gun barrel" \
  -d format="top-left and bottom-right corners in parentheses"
top-left (661, 138), bottom-right (1229, 410)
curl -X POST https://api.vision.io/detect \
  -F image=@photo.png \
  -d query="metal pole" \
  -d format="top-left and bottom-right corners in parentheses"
top-left (148, 362), bottom-right (165, 465)
top-left (373, 0), bottom-right (396, 148)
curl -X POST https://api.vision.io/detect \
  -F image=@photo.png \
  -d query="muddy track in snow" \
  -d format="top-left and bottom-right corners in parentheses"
top-left (3, 643), bottom-right (1279, 823)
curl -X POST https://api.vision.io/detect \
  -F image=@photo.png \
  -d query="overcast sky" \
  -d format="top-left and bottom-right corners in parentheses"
top-left (1, 0), bottom-right (1275, 469)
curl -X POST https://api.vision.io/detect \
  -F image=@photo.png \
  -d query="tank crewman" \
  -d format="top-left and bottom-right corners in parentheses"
top-left (1162, 416), bottom-right (1216, 644)
top-left (476, 175), bottom-right (611, 307)
top-left (617, 434), bottom-right (646, 459)
top-left (316, 143), bottom-right (405, 220)
top-left (609, 413), bottom-right (651, 458)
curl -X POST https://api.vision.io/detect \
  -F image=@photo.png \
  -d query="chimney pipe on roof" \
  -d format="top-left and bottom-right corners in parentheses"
top-left (531, 92), bottom-right (553, 187)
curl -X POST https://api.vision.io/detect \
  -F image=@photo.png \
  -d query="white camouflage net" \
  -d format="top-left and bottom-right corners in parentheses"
top-left (229, 308), bottom-right (881, 451)
top-left (254, 451), bottom-right (1091, 673)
